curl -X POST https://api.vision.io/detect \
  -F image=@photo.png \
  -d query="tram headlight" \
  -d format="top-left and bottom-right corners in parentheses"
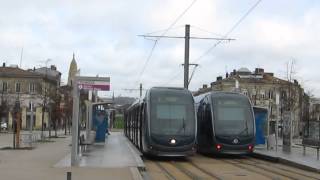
top-left (170, 139), bottom-right (176, 145)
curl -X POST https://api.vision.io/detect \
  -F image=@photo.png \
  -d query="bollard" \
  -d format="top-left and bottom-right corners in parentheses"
top-left (67, 172), bottom-right (72, 180)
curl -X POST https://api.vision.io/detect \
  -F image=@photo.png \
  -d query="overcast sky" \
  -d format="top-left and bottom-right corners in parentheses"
top-left (1, 0), bottom-right (320, 97)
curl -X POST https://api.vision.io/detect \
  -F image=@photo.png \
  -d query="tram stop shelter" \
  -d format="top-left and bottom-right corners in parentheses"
top-left (68, 76), bottom-right (144, 171)
top-left (71, 76), bottom-right (110, 166)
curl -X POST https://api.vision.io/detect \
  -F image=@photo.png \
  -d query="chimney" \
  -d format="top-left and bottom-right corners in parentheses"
top-left (50, 65), bottom-right (57, 70)
top-left (255, 68), bottom-right (264, 74)
top-left (202, 84), bottom-right (208, 89)
top-left (233, 69), bottom-right (236, 75)
top-left (2, 62), bottom-right (5, 67)
top-left (226, 72), bottom-right (229, 78)
top-left (33, 67), bottom-right (36, 71)
top-left (217, 76), bottom-right (223, 81)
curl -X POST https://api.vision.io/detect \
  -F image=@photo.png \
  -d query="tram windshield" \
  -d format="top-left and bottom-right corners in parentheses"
top-left (150, 90), bottom-right (195, 136)
top-left (212, 94), bottom-right (254, 136)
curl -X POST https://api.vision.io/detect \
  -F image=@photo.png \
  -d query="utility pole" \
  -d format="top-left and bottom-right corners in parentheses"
top-left (124, 84), bottom-right (145, 98)
top-left (184, 24), bottom-right (190, 89)
top-left (139, 24), bottom-right (235, 89)
top-left (139, 83), bottom-right (142, 97)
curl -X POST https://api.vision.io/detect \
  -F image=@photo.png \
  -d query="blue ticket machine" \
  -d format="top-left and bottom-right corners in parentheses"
top-left (253, 107), bottom-right (268, 145)
top-left (93, 107), bottom-right (108, 142)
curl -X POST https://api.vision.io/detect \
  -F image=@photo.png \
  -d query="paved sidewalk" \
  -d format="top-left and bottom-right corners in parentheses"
top-left (0, 130), bottom-right (69, 148)
top-left (254, 139), bottom-right (320, 172)
top-left (55, 131), bottom-right (144, 168)
top-left (0, 131), bottom-right (143, 180)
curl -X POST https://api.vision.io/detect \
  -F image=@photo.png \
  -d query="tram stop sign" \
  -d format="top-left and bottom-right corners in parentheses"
top-left (77, 77), bottom-right (110, 91)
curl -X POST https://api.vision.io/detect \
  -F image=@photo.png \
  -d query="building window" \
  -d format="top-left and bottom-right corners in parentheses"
top-left (28, 101), bottom-right (34, 111)
top-left (15, 83), bottom-right (21, 93)
top-left (268, 90), bottom-right (273, 99)
top-left (2, 82), bottom-right (7, 92)
top-left (259, 90), bottom-right (265, 100)
top-left (242, 89), bottom-right (248, 96)
top-left (29, 83), bottom-right (35, 93)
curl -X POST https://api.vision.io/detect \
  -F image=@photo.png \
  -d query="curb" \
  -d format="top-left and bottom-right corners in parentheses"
top-left (130, 167), bottom-right (144, 180)
top-left (252, 152), bottom-right (320, 173)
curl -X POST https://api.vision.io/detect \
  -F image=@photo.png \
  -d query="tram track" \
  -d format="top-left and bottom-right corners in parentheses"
top-left (144, 154), bottom-right (319, 180)
top-left (188, 160), bottom-right (223, 180)
top-left (226, 159), bottom-right (296, 180)
top-left (154, 161), bottom-right (177, 180)
top-left (146, 158), bottom-right (220, 180)
top-left (216, 158), bottom-right (282, 180)
top-left (170, 161), bottom-right (203, 180)
top-left (246, 158), bottom-right (320, 180)
top-left (223, 157), bottom-right (320, 180)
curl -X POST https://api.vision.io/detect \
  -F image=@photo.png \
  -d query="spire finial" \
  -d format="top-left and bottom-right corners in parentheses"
top-left (73, 52), bottom-right (75, 60)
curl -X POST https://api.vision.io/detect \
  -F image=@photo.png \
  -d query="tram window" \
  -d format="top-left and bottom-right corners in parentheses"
top-left (217, 107), bottom-right (245, 121)
top-left (156, 105), bottom-right (186, 120)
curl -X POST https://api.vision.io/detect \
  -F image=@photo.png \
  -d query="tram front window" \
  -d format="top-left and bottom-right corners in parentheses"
top-left (150, 92), bottom-right (195, 136)
top-left (212, 95), bottom-right (254, 136)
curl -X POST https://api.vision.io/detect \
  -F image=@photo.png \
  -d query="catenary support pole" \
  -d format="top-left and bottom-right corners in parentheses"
top-left (184, 24), bottom-right (190, 89)
top-left (71, 77), bottom-right (79, 166)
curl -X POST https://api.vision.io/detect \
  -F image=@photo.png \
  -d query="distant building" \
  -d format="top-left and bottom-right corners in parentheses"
top-left (310, 98), bottom-right (320, 121)
top-left (194, 67), bottom-right (308, 137)
top-left (0, 62), bottom-right (61, 129)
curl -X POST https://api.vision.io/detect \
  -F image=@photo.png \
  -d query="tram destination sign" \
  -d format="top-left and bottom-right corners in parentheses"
top-left (77, 76), bottom-right (110, 91)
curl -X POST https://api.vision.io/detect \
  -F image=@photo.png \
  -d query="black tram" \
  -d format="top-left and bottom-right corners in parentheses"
top-left (124, 87), bottom-right (197, 156)
top-left (194, 92), bottom-right (255, 154)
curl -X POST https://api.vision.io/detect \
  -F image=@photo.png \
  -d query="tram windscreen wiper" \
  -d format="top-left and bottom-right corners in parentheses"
top-left (177, 118), bottom-right (186, 135)
top-left (238, 126), bottom-right (248, 136)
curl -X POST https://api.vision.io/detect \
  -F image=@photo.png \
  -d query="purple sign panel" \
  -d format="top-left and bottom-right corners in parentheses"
top-left (78, 81), bottom-right (110, 91)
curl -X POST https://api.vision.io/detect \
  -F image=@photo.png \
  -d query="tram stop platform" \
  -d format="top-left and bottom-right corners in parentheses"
top-left (55, 131), bottom-right (144, 179)
top-left (253, 143), bottom-right (320, 173)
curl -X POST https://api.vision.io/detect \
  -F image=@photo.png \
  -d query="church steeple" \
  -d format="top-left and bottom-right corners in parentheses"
top-left (68, 53), bottom-right (78, 86)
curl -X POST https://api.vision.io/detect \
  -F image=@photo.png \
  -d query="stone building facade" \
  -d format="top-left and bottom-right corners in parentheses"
top-left (310, 98), bottom-right (320, 121)
top-left (195, 67), bottom-right (308, 137)
top-left (0, 63), bottom-right (61, 130)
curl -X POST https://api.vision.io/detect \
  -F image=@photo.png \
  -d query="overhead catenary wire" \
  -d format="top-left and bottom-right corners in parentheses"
top-left (161, 0), bottom-right (262, 87)
top-left (145, 25), bottom-right (185, 35)
top-left (191, 0), bottom-right (263, 64)
top-left (190, 25), bottom-right (225, 38)
top-left (135, 0), bottom-right (198, 86)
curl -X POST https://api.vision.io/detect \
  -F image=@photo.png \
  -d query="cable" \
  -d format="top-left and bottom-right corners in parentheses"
top-left (191, 0), bottom-right (262, 64)
top-left (190, 25), bottom-right (224, 37)
top-left (162, 68), bottom-right (183, 86)
top-left (162, 0), bottom-right (262, 87)
top-left (137, 40), bottom-right (158, 81)
top-left (145, 25), bottom-right (185, 35)
top-left (135, 0), bottom-right (198, 87)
